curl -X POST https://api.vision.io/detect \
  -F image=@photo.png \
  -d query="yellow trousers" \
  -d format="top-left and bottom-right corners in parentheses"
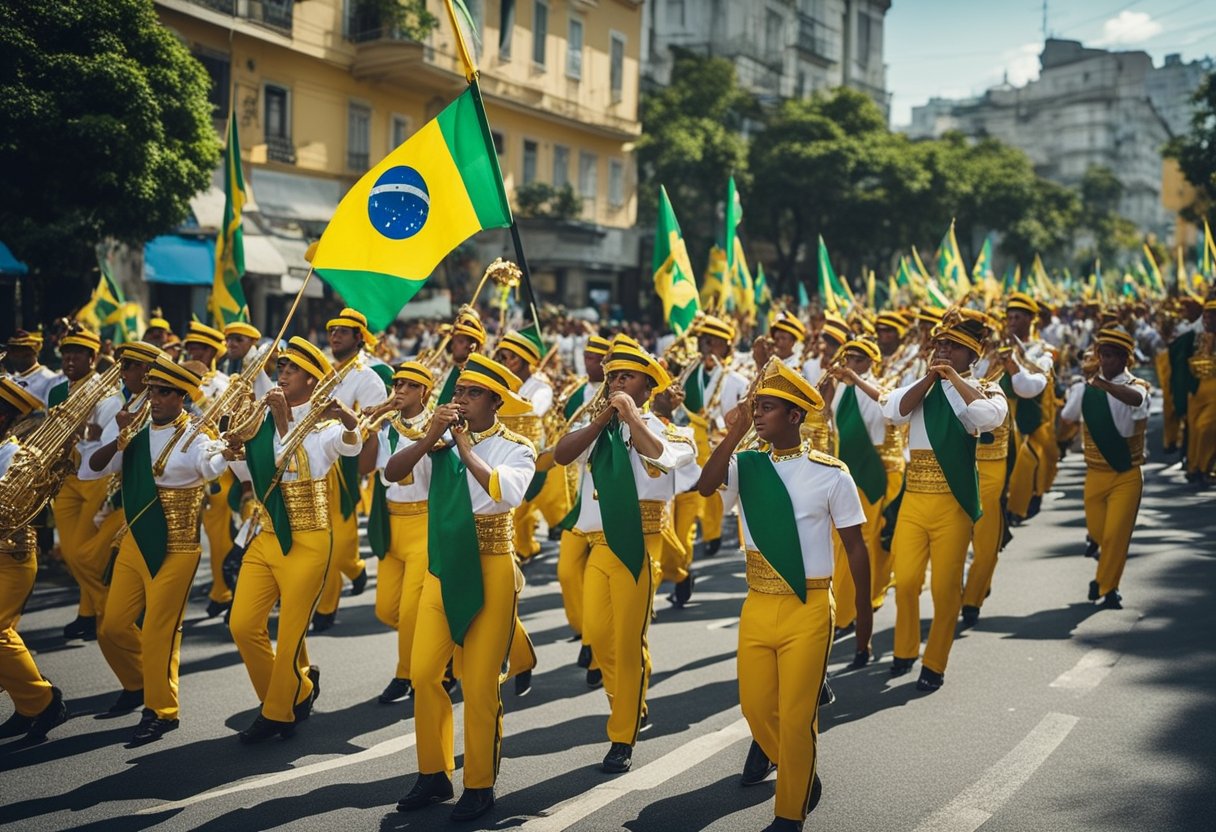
top-left (700, 491), bottom-right (724, 543)
top-left (1007, 421), bottom-right (1054, 518)
top-left (1156, 352), bottom-right (1181, 449)
top-left (672, 490), bottom-right (701, 568)
top-left (0, 552), bottom-right (53, 717)
top-left (557, 529), bottom-right (590, 637)
top-left (1187, 378), bottom-right (1216, 476)
top-left (374, 512), bottom-right (428, 680)
top-left (831, 487), bottom-right (884, 629)
top-left (583, 534), bottom-right (658, 744)
top-left (738, 585), bottom-right (834, 822)
top-left (1085, 466), bottom-right (1142, 596)
top-left (872, 465), bottom-right (904, 609)
top-left (230, 527), bottom-right (331, 723)
top-left (201, 470), bottom-right (236, 604)
top-left (412, 553), bottom-right (518, 788)
top-left (892, 491), bottom-right (973, 674)
top-left (512, 464), bottom-right (574, 561)
top-left (51, 474), bottom-right (112, 618)
top-left (98, 536), bottom-right (201, 719)
top-left (317, 467), bottom-right (366, 617)
top-left (963, 459), bottom-right (1007, 608)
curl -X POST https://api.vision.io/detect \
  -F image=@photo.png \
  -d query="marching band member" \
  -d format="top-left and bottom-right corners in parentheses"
top-left (389, 354), bottom-right (536, 822)
top-left (222, 321), bottom-right (275, 398)
top-left (433, 310), bottom-right (487, 405)
top-left (553, 341), bottom-right (696, 773)
top-left (4, 330), bottom-right (59, 404)
top-left (1059, 327), bottom-right (1151, 608)
top-left (88, 357), bottom-right (229, 746)
top-left (1000, 293), bottom-right (1056, 524)
top-left (698, 359), bottom-right (872, 832)
top-left (226, 337), bottom-right (363, 743)
top-left (770, 312), bottom-right (807, 369)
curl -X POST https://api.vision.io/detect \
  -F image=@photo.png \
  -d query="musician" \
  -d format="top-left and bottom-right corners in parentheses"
top-left (1176, 300), bottom-right (1216, 484)
top-left (697, 360), bottom-right (871, 832)
top-left (222, 322), bottom-right (269, 393)
top-left (554, 342), bottom-right (696, 773)
top-left (141, 312), bottom-right (173, 347)
top-left (361, 361), bottom-right (435, 704)
top-left (226, 337), bottom-right (363, 743)
top-left (389, 354), bottom-right (536, 822)
top-left (88, 357), bottom-right (229, 746)
top-left (1060, 328), bottom-right (1151, 608)
top-left (0, 379), bottom-right (69, 743)
top-left (769, 312), bottom-right (807, 369)
top-left (434, 310), bottom-right (487, 405)
top-left (48, 327), bottom-right (124, 642)
top-left (313, 308), bottom-right (388, 632)
top-left (882, 311), bottom-right (1007, 691)
top-left (1000, 293), bottom-right (1056, 524)
top-left (799, 314), bottom-right (850, 455)
top-left (4, 330), bottom-right (59, 404)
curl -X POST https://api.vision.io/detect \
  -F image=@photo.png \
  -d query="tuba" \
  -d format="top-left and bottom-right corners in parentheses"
top-left (0, 363), bottom-right (122, 536)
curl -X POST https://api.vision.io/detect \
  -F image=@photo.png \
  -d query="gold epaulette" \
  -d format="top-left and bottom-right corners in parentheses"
top-left (807, 448), bottom-right (848, 470)
top-left (663, 422), bottom-right (696, 447)
top-left (498, 426), bottom-right (537, 456)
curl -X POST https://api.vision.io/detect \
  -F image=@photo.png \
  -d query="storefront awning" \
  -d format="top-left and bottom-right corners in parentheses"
top-left (0, 241), bottom-right (29, 276)
top-left (242, 234), bottom-right (289, 278)
top-left (250, 168), bottom-right (341, 224)
top-left (144, 236), bottom-right (214, 285)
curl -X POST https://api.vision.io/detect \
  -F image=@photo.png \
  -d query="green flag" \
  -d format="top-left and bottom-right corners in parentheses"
top-left (652, 186), bottom-right (700, 335)
top-left (722, 176), bottom-right (743, 312)
top-left (817, 236), bottom-right (852, 314)
top-left (209, 115), bottom-right (250, 328)
top-left (936, 219), bottom-right (970, 299)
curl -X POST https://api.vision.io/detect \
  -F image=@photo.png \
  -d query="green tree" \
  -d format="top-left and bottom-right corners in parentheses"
top-left (999, 177), bottom-right (1082, 266)
top-left (0, 0), bottom-right (221, 310)
top-left (1165, 70), bottom-right (1216, 225)
top-left (1074, 164), bottom-right (1140, 266)
top-left (347, 0), bottom-right (439, 42)
top-left (637, 51), bottom-right (754, 271)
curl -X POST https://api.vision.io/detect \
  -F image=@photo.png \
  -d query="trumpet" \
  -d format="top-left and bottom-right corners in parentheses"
top-left (116, 396), bottom-right (152, 448)
top-left (356, 398), bottom-right (405, 436)
top-left (182, 341), bottom-right (271, 450)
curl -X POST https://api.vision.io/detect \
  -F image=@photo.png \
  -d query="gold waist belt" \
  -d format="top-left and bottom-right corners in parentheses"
top-left (269, 478), bottom-right (330, 532)
top-left (1082, 425), bottom-right (1145, 470)
top-left (879, 425), bottom-right (906, 469)
top-left (387, 500), bottom-right (428, 517)
top-left (0, 527), bottom-right (35, 562)
top-left (638, 500), bottom-right (667, 535)
top-left (476, 512), bottom-right (513, 556)
top-left (976, 425), bottom-right (1011, 461)
top-left (158, 485), bottom-right (207, 553)
top-left (499, 414), bottom-right (545, 445)
top-left (1189, 356), bottom-right (1216, 379)
top-left (745, 550), bottom-right (831, 595)
top-left (906, 450), bottom-right (953, 493)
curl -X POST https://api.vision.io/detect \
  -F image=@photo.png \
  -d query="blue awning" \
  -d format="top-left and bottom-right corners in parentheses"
top-left (143, 235), bottom-right (214, 285)
top-left (0, 241), bottom-right (28, 275)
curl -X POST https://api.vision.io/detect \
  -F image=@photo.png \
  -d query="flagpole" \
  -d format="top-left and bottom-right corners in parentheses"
top-left (253, 266), bottom-right (314, 378)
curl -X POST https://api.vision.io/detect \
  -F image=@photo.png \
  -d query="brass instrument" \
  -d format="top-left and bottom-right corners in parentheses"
top-left (182, 341), bottom-right (272, 450)
top-left (543, 373), bottom-right (589, 443)
top-left (0, 363), bottom-right (122, 535)
top-left (356, 398), bottom-right (407, 437)
top-left (734, 357), bottom-right (779, 451)
top-left (116, 397), bottom-right (153, 448)
top-left (223, 391), bottom-right (273, 445)
top-left (816, 351), bottom-right (847, 392)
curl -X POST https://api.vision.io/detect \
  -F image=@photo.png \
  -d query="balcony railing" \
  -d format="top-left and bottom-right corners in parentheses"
top-left (266, 135), bottom-right (296, 164)
top-left (795, 15), bottom-right (840, 63)
top-left (178, 0), bottom-right (293, 35)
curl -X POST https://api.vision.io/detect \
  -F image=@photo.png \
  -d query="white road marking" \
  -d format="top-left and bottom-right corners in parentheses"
top-left (911, 712), bottom-right (1078, 832)
top-left (520, 714), bottom-right (751, 831)
top-left (135, 732), bottom-right (417, 814)
top-left (1050, 648), bottom-right (1120, 692)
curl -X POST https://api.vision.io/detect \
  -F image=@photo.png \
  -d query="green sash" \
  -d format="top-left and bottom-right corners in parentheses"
top-left (999, 373), bottom-right (1045, 435)
top-left (367, 426), bottom-right (401, 559)
top-left (682, 365), bottom-right (705, 414)
top-left (122, 427), bottom-right (170, 576)
top-left (923, 380), bottom-right (981, 522)
top-left (436, 366), bottom-right (459, 405)
top-left (336, 454), bottom-right (361, 519)
top-left (48, 379), bottom-right (69, 408)
top-left (246, 415), bottom-right (294, 555)
top-left (563, 382), bottom-right (589, 419)
top-left (427, 446), bottom-right (482, 645)
top-left (736, 450), bottom-right (807, 602)
top-left (835, 386), bottom-right (887, 504)
top-left (557, 484), bottom-right (582, 532)
top-left (589, 421), bottom-right (646, 580)
top-left (523, 468), bottom-right (548, 502)
top-left (1168, 330), bottom-right (1197, 419)
top-left (1081, 385), bottom-right (1133, 472)
top-left (370, 362), bottom-right (393, 392)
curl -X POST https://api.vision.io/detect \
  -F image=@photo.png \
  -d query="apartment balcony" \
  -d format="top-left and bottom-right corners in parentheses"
top-left (795, 15), bottom-right (840, 65)
top-left (347, 16), bottom-right (434, 87)
top-left (164, 0), bottom-right (293, 36)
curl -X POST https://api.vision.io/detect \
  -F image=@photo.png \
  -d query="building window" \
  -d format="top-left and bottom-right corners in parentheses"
top-left (499, 0), bottom-right (515, 59)
top-left (567, 16), bottom-right (584, 79)
top-left (608, 159), bottom-right (624, 208)
top-left (553, 144), bottom-right (570, 188)
top-left (766, 9), bottom-right (783, 58)
top-left (667, 0), bottom-right (685, 26)
top-left (610, 32), bottom-right (625, 103)
top-left (532, 0), bottom-right (547, 66)
top-left (347, 102), bottom-right (371, 171)
top-left (194, 51), bottom-right (230, 117)
top-left (523, 139), bottom-right (538, 185)
top-left (578, 151), bottom-right (597, 211)
top-left (390, 114), bottom-right (410, 149)
top-left (492, 130), bottom-right (505, 156)
top-left (857, 13), bottom-right (872, 67)
top-left (263, 83), bottom-right (294, 163)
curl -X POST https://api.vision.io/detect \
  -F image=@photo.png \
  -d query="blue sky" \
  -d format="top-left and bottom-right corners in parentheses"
top-left (885, 0), bottom-right (1216, 126)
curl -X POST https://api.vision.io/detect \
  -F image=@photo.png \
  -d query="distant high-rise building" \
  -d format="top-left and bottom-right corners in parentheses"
top-left (642, 0), bottom-right (890, 117)
top-left (1147, 53), bottom-right (1214, 138)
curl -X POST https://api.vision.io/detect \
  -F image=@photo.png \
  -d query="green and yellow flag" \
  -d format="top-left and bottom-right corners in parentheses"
top-left (817, 235), bottom-right (854, 315)
top-left (312, 85), bottom-right (512, 332)
top-left (79, 253), bottom-right (143, 344)
top-left (1200, 218), bottom-right (1216, 279)
top-left (652, 186), bottom-right (700, 335)
top-left (722, 176), bottom-right (743, 311)
top-left (209, 116), bottom-right (250, 328)
top-left (936, 219), bottom-right (970, 299)
top-left (733, 236), bottom-right (756, 319)
top-left (701, 245), bottom-right (728, 310)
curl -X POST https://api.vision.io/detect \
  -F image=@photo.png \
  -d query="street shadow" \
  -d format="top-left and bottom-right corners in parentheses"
top-left (624, 773), bottom-right (772, 832)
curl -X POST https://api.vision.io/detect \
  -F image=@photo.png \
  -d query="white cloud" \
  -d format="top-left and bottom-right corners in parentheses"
top-left (1094, 11), bottom-right (1163, 46)
top-left (1002, 42), bottom-right (1042, 86)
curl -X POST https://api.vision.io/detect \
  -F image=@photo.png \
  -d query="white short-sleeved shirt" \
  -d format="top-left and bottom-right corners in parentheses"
top-left (334, 355), bottom-right (389, 411)
top-left (882, 376), bottom-right (1007, 449)
top-left (723, 448), bottom-right (867, 579)
top-left (1059, 371), bottom-right (1150, 438)
top-left (374, 414), bottom-right (431, 502)
top-left (89, 419), bottom-right (229, 487)
top-left (831, 374), bottom-right (887, 445)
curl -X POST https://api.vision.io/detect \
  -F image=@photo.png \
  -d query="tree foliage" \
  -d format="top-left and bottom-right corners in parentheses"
top-left (1166, 70), bottom-right (1216, 226)
top-left (0, 0), bottom-right (221, 287)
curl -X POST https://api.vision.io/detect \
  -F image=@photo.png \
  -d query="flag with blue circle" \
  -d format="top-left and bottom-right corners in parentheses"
top-left (312, 86), bottom-right (512, 331)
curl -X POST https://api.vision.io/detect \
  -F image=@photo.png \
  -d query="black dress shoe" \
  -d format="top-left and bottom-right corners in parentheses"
top-left (1026, 495), bottom-right (1042, 519)
top-left (515, 670), bottom-right (532, 697)
top-left (0, 709), bottom-right (34, 738)
top-left (761, 818), bottom-right (803, 831)
top-left (1087, 580), bottom-right (1101, 602)
top-left (396, 771), bottom-right (454, 811)
top-left (351, 567), bottom-right (368, 596)
top-left (63, 614), bottom-right (96, 641)
top-left (577, 644), bottom-right (592, 669)
top-left (308, 665), bottom-right (321, 703)
top-left (1101, 590), bottom-right (1123, 610)
top-left (11, 685), bottom-right (68, 741)
top-left (704, 538), bottom-right (721, 556)
top-left (916, 668), bottom-right (944, 692)
top-left (586, 668), bottom-right (603, 689)
top-left (239, 714), bottom-right (295, 744)
top-left (205, 599), bottom-right (230, 618)
top-left (379, 677), bottom-right (412, 703)
top-left (961, 605), bottom-right (980, 627)
top-left (127, 716), bottom-right (179, 747)
top-left (848, 649), bottom-right (872, 670)
top-left (890, 657), bottom-right (915, 677)
top-left (819, 679), bottom-right (835, 707)
top-left (602, 741), bottom-right (632, 773)
top-left (1084, 536), bottom-right (1100, 559)
top-left (808, 772), bottom-right (823, 813)
top-left (106, 688), bottom-right (144, 715)
top-left (741, 740), bottom-right (776, 786)
top-left (311, 611), bottom-right (335, 633)
top-left (673, 572), bottom-right (695, 607)
top-left (450, 786), bottom-right (495, 821)
top-left (833, 622), bottom-right (855, 640)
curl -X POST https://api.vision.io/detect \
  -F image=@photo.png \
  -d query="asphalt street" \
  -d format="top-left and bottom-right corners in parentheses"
top-left (2, 413), bottom-right (1213, 832)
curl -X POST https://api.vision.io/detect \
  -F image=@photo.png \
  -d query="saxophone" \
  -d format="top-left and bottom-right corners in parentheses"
top-left (182, 341), bottom-right (271, 450)
top-left (0, 363), bottom-right (122, 536)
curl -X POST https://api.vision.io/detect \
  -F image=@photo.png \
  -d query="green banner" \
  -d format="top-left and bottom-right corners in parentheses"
top-left (427, 446), bottom-right (483, 645)
top-left (589, 421), bottom-right (646, 579)
top-left (923, 380), bottom-right (981, 522)
top-left (736, 450), bottom-right (806, 601)
top-left (1081, 385), bottom-right (1133, 472)
top-left (246, 415), bottom-right (294, 554)
top-left (122, 427), bottom-right (170, 576)
top-left (835, 386), bottom-right (887, 504)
